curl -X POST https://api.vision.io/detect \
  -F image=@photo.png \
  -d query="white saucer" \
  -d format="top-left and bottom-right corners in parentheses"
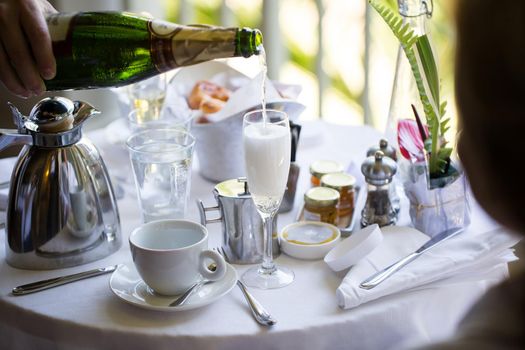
top-left (109, 262), bottom-right (237, 312)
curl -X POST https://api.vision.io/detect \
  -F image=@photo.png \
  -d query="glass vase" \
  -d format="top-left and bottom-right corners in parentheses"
top-left (384, 0), bottom-right (433, 146)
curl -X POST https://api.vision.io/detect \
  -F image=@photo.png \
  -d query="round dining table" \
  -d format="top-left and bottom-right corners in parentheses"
top-left (0, 120), bottom-right (510, 350)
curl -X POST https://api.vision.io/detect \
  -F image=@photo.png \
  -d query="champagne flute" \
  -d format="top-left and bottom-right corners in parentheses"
top-left (242, 109), bottom-right (294, 289)
top-left (127, 74), bottom-right (167, 123)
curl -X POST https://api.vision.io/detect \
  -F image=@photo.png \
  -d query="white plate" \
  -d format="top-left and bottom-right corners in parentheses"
top-left (109, 262), bottom-right (237, 312)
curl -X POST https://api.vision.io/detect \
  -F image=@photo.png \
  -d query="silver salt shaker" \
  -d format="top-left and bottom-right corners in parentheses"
top-left (361, 151), bottom-right (398, 227)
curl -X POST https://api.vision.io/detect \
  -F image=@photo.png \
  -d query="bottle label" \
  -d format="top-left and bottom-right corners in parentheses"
top-left (148, 19), bottom-right (181, 71)
top-left (148, 21), bottom-right (236, 72)
top-left (46, 13), bottom-right (75, 41)
top-left (171, 26), bottom-right (236, 67)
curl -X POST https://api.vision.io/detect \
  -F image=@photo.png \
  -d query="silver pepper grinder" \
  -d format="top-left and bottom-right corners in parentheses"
top-left (366, 138), bottom-right (400, 214)
top-left (361, 151), bottom-right (398, 227)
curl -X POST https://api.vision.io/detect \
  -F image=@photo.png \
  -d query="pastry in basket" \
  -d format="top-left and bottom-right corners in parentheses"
top-left (188, 80), bottom-right (231, 113)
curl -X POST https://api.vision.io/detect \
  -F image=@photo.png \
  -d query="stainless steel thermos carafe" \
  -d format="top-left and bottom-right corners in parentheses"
top-left (0, 97), bottom-right (122, 269)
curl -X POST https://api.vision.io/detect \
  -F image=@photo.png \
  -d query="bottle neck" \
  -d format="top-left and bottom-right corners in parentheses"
top-left (236, 28), bottom-right (263, 57)
top-left (398, 0), bottom-right (431, 17)
top-left (398, 0), bottom-right (431, 35)
top-left (150, 22), bottom-right (262, 72)
top-left (150, 23), bottom-right (233, 71)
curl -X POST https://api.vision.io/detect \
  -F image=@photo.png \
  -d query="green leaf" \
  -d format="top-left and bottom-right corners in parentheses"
top-left (438, 147), bottom-right (453, 160)
top-left (440, 101), bottom-right (447, 117)
top-left (440, 117), bottom-right (451, 135)
top-left (415, 35), bottom-right (439, 108)
top-left (429, 117), bottom-right (440, 174)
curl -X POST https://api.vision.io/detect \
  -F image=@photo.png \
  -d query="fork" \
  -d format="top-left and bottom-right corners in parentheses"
top-left (214, 247), bottom-right (277, 326)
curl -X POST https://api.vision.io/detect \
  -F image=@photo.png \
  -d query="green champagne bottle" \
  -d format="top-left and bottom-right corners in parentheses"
top-left (44, 12), bottom-right (263, 90)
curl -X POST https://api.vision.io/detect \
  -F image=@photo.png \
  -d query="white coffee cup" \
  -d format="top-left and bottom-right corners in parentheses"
top-left (129, 219), bottom-right (227, 296)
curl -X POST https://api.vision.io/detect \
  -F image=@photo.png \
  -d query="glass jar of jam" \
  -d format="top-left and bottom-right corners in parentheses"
top-left (309, 160), bottom-right (344, 186)
top-left (320, 172), bottom-right (356, 228)
top-left (303, 187), bottom-right (340, 225)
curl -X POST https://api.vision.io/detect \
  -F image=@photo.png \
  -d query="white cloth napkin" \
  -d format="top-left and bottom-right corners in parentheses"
top-left (336, 225), bottom-right (520, 309)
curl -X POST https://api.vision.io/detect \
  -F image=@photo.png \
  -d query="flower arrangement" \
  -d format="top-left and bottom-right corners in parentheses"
top-left (369, 0), bottom-right (470, 236)
top-left (369, 0), bottom-right (456, 186)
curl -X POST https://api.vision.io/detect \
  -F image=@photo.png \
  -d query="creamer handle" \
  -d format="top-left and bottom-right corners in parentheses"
top-left (196, 199), bottom-right (222, 225)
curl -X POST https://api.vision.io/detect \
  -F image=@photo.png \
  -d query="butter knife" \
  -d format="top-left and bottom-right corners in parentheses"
top-left (359, 227), bottom-right (464, 290)
top-left (12, 264), bottom-right (119, 296)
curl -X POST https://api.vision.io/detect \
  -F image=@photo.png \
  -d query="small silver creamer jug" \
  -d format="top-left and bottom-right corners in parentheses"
top-left (0, 97), bottom-right (122, 270)
top-left (197, 178), bottom-right (279, 264)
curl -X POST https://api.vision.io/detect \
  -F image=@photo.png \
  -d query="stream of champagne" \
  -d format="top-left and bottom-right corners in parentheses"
top-left (259, 45), bottom-right (267, 127)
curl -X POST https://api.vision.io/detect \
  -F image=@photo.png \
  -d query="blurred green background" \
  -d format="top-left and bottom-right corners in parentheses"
top-left (165, 0), bottom-right (457, 133)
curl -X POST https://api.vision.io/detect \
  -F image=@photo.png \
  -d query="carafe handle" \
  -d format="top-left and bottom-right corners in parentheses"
top-left (0, 129), bottom-right (32, 151)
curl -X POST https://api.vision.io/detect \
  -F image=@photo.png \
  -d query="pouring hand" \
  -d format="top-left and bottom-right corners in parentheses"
top-left (0, 0), bottom-right (57, 98)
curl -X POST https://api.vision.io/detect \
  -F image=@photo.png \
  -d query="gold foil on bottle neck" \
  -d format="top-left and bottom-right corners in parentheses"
top-left (171, 26), bottom-right (236, 67)
top-left (149, 21), bottom-right (236, 72)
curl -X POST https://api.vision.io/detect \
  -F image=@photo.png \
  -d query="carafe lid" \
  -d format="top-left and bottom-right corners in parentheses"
top-left (7, 97), bottom-right (100, 147)
top-left (28, 97), bottom-right (76, 133)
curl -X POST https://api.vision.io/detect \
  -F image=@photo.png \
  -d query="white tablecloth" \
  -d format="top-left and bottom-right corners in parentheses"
top-left (0, 121), bottom-right (510, 350)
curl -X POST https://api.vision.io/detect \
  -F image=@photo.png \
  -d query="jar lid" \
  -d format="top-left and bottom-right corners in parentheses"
top-left (214, 178), bottom-right (250, 198)
top-left (309, 160), bottom-right (344, 179)
top-left (361, 151), bottom-right (397, 186)
top-left (304, 187), bottom-right (340, 207)
top-left (283, 221), bottom-right (339, 245)
top-left (280, 221), bottom-right (341, 260)
top-left (366, 138), bottom-right (397, 161)
top-left (320, 173), bottom-right (356, 191)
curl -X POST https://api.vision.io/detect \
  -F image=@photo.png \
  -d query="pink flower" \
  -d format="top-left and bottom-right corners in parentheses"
top-left (397, 119), bottom-right (428, 162)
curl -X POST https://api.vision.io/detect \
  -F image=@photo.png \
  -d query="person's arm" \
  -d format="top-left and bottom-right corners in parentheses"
top-left (0, 0), bottom-right (57, 98)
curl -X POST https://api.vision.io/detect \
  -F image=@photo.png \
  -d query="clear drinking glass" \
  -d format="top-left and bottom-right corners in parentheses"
top-left (126, 129), bottom-right (195, 223)
top-left (242, 109), bottom-right (294, 289)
